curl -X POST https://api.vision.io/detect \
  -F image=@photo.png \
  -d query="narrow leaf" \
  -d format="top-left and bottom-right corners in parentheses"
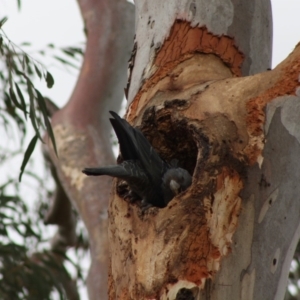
top-left (0, 16), bottom-right (8, 28)
top-left (68, 46), bottom-right (84, 55)
top-left (19, 134), bottom-right (38, 182)
top-left (26, 78), bottom-right (35, 100)
top-left (8, 68), bottom-right (13, 88)
top-left (45, 71), bottom-right (54, 88)
top-left (9, 86), bottom-right (22, 110)
top-left (15, 82), bottom-right (27, 118)
top-left (29, 102), bottom-right (42, 141)
top-left (61, 48), bottom-right (74, 57)
top-left (20, 42), bottom-right (31, 46)
top-left (46, 118), bottom-right (57, 156)
top-left (35, 89), bottom-right (57, 155)
top-left (17, 0), bottom-right (21, 10)
top-left (34, 64), bottom-right (42, 79)
top-left (23, 54), bottom-right (30, 73)
top-left (34, 89), bottom-right (48, 124)
top-left (28, 86), bottom-right (43, 142)
top-left (53, 55), bottom-right (78, 68)
top-left (16, 69), bottom-right (27, 80)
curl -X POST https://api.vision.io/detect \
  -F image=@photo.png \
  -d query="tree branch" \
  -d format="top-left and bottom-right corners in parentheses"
top-left (44, 0), bottom-right (135, 298)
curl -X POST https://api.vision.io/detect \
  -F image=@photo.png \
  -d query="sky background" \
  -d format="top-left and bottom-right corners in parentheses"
top-left (1, 0), bottom-right (300, 299)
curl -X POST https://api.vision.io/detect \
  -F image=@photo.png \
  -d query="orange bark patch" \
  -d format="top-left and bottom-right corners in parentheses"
top-left (184, 264), bottom-right (209, 286)
top-left (155, 21), bottom-right (244, 76)
top-left (129, 20), bottom-right (244, 120)
top-left (175, 225), bottom-right (213, 285)
top-left (246, 44), bottom-right (300, 164)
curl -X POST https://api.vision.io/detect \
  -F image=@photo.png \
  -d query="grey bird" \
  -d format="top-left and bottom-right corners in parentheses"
top-left (82, 111), bottom-right (192, 208)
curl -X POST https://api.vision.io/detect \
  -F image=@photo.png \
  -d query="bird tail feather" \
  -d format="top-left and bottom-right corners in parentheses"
top-left (82, 166), bottom-right (128, 178)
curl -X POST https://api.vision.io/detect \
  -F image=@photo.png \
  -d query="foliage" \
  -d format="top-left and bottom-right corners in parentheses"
top-left (0, 15), bottom-right (83, 180)
top-left (0, 16), bottom-right (56, 180)
top-left (0, 15), bottom-right (86, 299)
top-left (0, 177), bottom-right (61, 299)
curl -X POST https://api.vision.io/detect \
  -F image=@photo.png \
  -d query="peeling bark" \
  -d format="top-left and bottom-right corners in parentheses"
top-left (109, 41), bottom-right (300, 298)
top-left (106, 1), bottom-right (300, 299)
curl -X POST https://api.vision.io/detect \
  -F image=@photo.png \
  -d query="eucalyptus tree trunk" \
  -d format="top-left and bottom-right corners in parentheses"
top-left (108, 1), bottom-right (300, 299)
top-left (45, 1), bottom-right (134, 299)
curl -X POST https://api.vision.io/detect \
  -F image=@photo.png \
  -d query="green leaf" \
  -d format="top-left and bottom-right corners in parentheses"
top-left (23, 222), bottom-right (39, 238)
top-left (23, 54), bottom-right (30, 72)
top-left (61, 48), bottom-right (74, 57)
top-left (4, 91), bottom-right (15, 112)
top-left (53, 55), bottom-right (78, 69)
top-left (17, 0), bottom-right (21, 10)
top-left (9, 87), bottom-right (23, 110)
top-left (0, 16), bottom-right (8, 28)
top-left (0, 195), bottom-right (16, 206)
top-left (15, 82), bottom-right (27, 118)
top-left (27, 82), bottom-right (43, 141)
top-left (19, 134), bottom-right (38, 182)
top-left (45, 71), bottom-right (54, 88)
top-left (34, 64), bottom-right (42, 79)
top-left (68, 46), bottom-right (84, 55)
top-left (29, 102), bottom-right (42, 141)
top-left (47, 122), bottom-right (57, 156)
top-left (34, 89), bottom-right (48, 123)
top-left (26, 78), bottom-right (35, 102)
top-left (20, 42), bottom-right (31, 46)
top-left (8, 67), bottom-right (13, 88)
top-left (34, 89), bottom-right (57, 155)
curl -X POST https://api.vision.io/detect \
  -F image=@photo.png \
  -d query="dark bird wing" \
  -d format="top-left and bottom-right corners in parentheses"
top-left (109, 111), bottom-right (168, 184)
top-left (109, 112), bottom-right (138, 160)
top-left (132, 127), bottom-right (169, 184)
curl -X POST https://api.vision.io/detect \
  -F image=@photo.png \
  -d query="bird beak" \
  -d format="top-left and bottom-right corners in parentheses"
top-left (170, 179), bottom-right (180, 195)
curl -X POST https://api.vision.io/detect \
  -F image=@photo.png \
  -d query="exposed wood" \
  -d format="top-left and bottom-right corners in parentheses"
top-left (107, 1), bottom-right (300, 298)
top-left (109, 41), bottom-right (300, 299)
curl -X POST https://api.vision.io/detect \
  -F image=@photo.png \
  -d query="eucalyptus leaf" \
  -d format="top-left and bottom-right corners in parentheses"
top-left (19, 134), bottom-right (38, 182)
top-left (45, 71), bottom-right (54, 88)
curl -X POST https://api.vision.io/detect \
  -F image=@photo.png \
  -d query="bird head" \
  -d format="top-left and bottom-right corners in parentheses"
top-left (163, 167), bottom-right (192, 198)
top-left (170, 168), bottom-right (192, 195)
